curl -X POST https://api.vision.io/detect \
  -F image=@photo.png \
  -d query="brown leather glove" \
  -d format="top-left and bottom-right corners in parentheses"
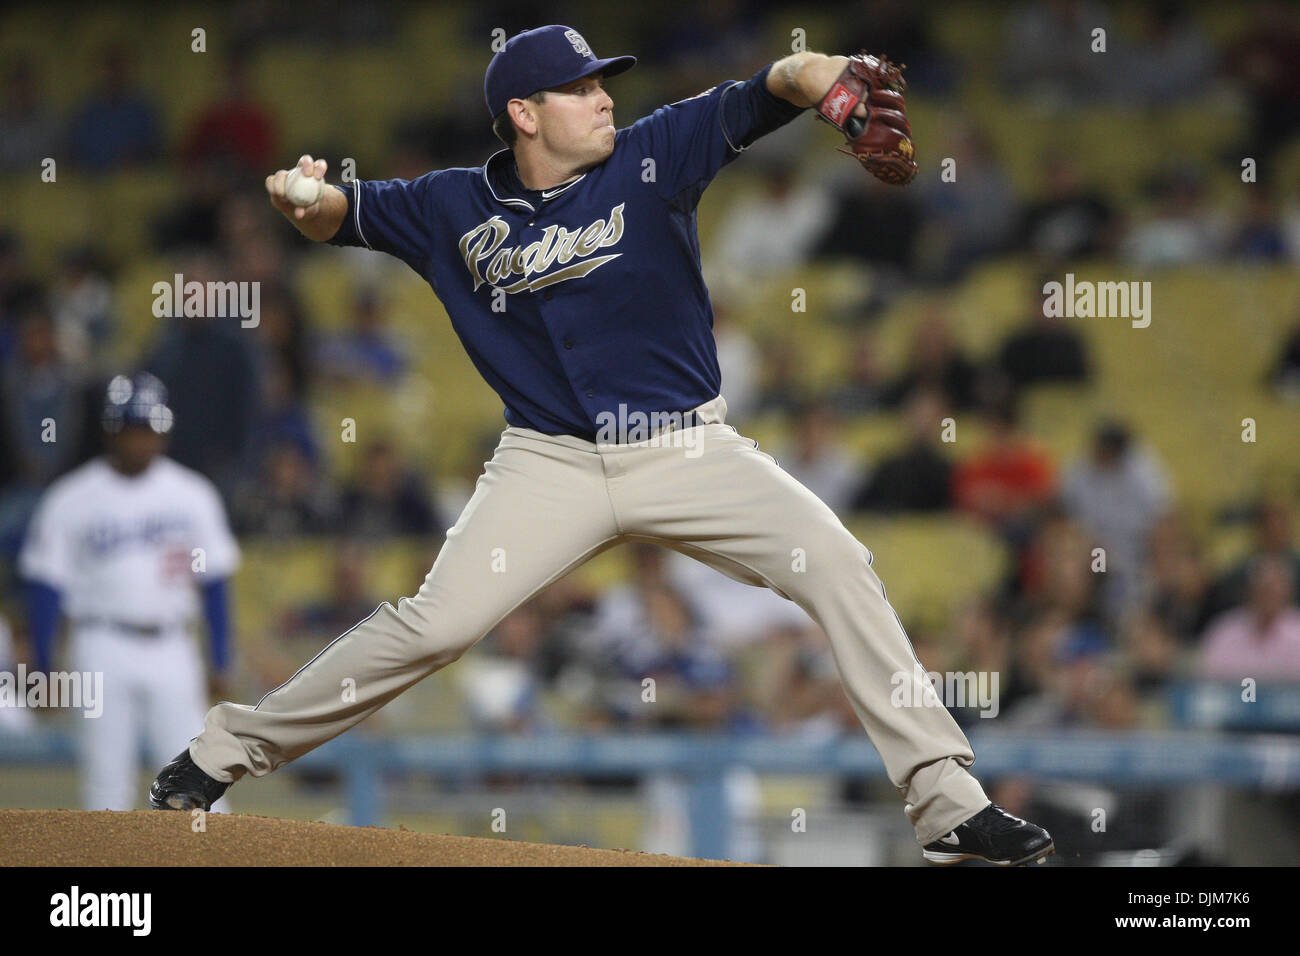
top-left (814, 52), bottom-right (917, 186)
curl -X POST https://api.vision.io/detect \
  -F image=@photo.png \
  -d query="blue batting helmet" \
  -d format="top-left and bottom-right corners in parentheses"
top-left (102, 372), bottom-right (174, 435)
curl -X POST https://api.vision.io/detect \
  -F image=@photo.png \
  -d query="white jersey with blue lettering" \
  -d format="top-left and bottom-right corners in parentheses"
top-left (19, 456), bottom-right (240, 624)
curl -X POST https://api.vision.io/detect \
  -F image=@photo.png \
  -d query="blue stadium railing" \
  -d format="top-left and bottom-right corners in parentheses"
top-left (3, 723), bottom-right (1299, 860)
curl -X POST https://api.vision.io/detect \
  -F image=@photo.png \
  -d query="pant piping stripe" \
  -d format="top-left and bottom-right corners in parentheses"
top-left (251, 602), bottom-right (389, 711)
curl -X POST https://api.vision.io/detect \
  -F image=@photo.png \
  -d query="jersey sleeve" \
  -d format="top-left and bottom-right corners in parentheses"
top-left (18, 488), bottom-right (71, 590)
top-left (191, 478), bottom-right (241, 579)
top-left (326, 170), bottom-right (445, 269)
top-left (627, 62), bottom-right (807, 203)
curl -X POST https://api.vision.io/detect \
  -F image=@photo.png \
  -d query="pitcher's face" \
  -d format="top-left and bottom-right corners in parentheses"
top-left (537, 72), bottom-right (616, 168)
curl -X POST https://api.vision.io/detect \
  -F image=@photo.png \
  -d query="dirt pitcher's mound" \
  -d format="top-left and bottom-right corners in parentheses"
top-left (0, 810), bottom-right (749, 866)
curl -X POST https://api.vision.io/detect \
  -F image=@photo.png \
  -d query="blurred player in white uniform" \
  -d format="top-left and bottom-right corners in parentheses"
top-left (19, 373), bottom-right (239, 811)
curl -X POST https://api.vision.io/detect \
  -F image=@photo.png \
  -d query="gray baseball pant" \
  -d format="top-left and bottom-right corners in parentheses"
top-left (190, 397), bottom-right (989, 844)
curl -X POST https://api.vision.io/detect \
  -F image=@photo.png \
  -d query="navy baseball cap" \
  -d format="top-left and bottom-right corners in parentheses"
top-left (103, 372), bottom-right (174, 435)
top-left (485, 25), bottom-right (635, 117)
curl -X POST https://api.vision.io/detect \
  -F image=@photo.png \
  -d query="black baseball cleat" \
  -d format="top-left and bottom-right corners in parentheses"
top-left (922, 803), bottom-right (1054, 866)
top-left (148, 749), bottom-right (229, 811)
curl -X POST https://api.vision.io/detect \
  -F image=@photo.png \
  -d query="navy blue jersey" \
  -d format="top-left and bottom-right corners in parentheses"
top-left (328, 63), bottom-right (806, 439)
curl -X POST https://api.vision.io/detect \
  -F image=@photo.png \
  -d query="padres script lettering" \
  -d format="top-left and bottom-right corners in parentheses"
top-left (458, 203), bottom-right (626, 294)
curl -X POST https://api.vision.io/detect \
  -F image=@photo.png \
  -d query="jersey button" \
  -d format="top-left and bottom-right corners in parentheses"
top-left (543, 290), bottom-right (554, 301)
top-left (563, 338), bottom-right (573, 349)
top-left (585, 390), bottom-right (594, 398)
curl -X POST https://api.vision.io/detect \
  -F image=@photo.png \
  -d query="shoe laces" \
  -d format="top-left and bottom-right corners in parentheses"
top-left (164, 759), bottom-right (211, 792)
top-left (984, 804), bottom-right (1028, 831)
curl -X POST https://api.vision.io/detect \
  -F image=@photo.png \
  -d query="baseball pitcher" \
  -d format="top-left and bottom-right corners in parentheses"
top-left (151, 26), bottom-right (1052, 865)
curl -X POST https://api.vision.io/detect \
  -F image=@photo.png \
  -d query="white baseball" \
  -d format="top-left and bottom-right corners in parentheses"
top-left (284, 167), bottom-right (324, 207)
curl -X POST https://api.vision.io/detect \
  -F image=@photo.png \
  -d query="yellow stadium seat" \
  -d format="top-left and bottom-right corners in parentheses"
top-left (845, 514), bottom-right (1011, 630)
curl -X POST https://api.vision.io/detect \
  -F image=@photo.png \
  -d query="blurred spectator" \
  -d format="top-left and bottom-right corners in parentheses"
top-left (879, 307), bottom-right (979, 411)
top-left (754, 336), bottom-right (806, 418)
top-left (952, 400), bottom-right (1056, 540)
top-left (151, 162), bottom-right (228, 253)
top-left (1142, 511), bottom-right (1210, 644)
top-left (1223, 0), bottom-right (1300, 164)
top-left (248, 541), bottom-right (379, 690)
top-left (1200, 497), bottom-right (1300, 627)
top-left (0, 304), bottom-right (93, 490)
top-left (622, 581), bottom-right (736, 729)
top-left (663, 550), bottom-right (810, 653)
top-left (233, 440), bottom-right (338, 536)
top-left (951, 596), bottom-right (1036, 720)
top-left (247, 284), bottom-right (316, 472)
top-left (282, 542), bottom-right (379, 638)
top-left (1004, 610), bottom-right (1134, 730)
top-left (773, 399), bottom-right (862, 514)
top-left (1016, 155), bottom-right (1116, 262)
top-left (1006, 613), bottom-right (1069, 706)
top-left (457, 603), bottom-right (549, 732)
top-left (995, 608), bottom-right (1156, 861)
top-left (706, 156), bottom-right (833, 302)
top-left (1269, 312), bottom-right (1300, 399)
top-left (0, 232), bottom-right (45, 340)
top-left (220, 190), bottom-right (291, 284)
top-left (67, 46), bottom-right (161, 171)
top-left (315, 287), bottom-right (406, 385)
top-left (764, 625), bottom-right (857, 737)
top-left (918, 123), bottom-right (1019, 280)
top-left (587, 545), bottom-right (737, 729)
top-left (844, 0), bottom-right (954, 94)
top-left (181, 51), bottom-right (278, 174)
top-left (827, 330), bottom-right (886, 416)
top-left (1230, 186), bottom-right (1289, 262)
top-left (387, 120), bottom-right (441, 182)
top-left (255, 284), bottom-right (312, 399)
top-left (639, 0), bottom-right (765, 99)
top-left (995, 282), bottom-right (1091, 393)
top-left (229, 0), bottom-right (397, 45)
top-left (1199, 554), bottom-right (1300, 680)
top-left (1003, 0), bottom-right (1114, 107)
top-left (1061, 420), bottom-right (1171, 616)
top-left (338, 439), bottom-right (441, 537)
top-left (713, 305), bottom-right (760, 426)
top-left (50, 245), bottom-right (115, 369)
top-left (1115, 1), bottom-right (1213, 107)
top-left (0, 60), bottom-right (59, 172)
top-left (588, 544), bottom-right (685, 659)
top-left (526, 575), bottom-right (601, 685)
top-left (852, 388), bottom-right (954, 514)
top-left (1123, 166), bottom-right (1229, 267)
top-left (145, 262), bottom-right (263, 498)
top-left (1058, 644), bottom-right (1141, 728)
top-left (813, 171), bottom-right (922, 277)
top-left (1012, 511), bottom-right (1103, 627)
top-left (1121, 610), bottom-right (1182, 693)
top-left (248, 354), bottom-right (319, 473)
top-left (392, 69), bottom-right (500, 171)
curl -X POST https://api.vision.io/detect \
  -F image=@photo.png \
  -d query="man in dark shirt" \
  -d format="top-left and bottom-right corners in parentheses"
top-left (854, 388), bottom-right (954, 513)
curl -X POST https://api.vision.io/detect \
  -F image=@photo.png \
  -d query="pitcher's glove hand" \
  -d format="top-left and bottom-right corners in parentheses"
top-left (814, 52), bottom-right (916, 186)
